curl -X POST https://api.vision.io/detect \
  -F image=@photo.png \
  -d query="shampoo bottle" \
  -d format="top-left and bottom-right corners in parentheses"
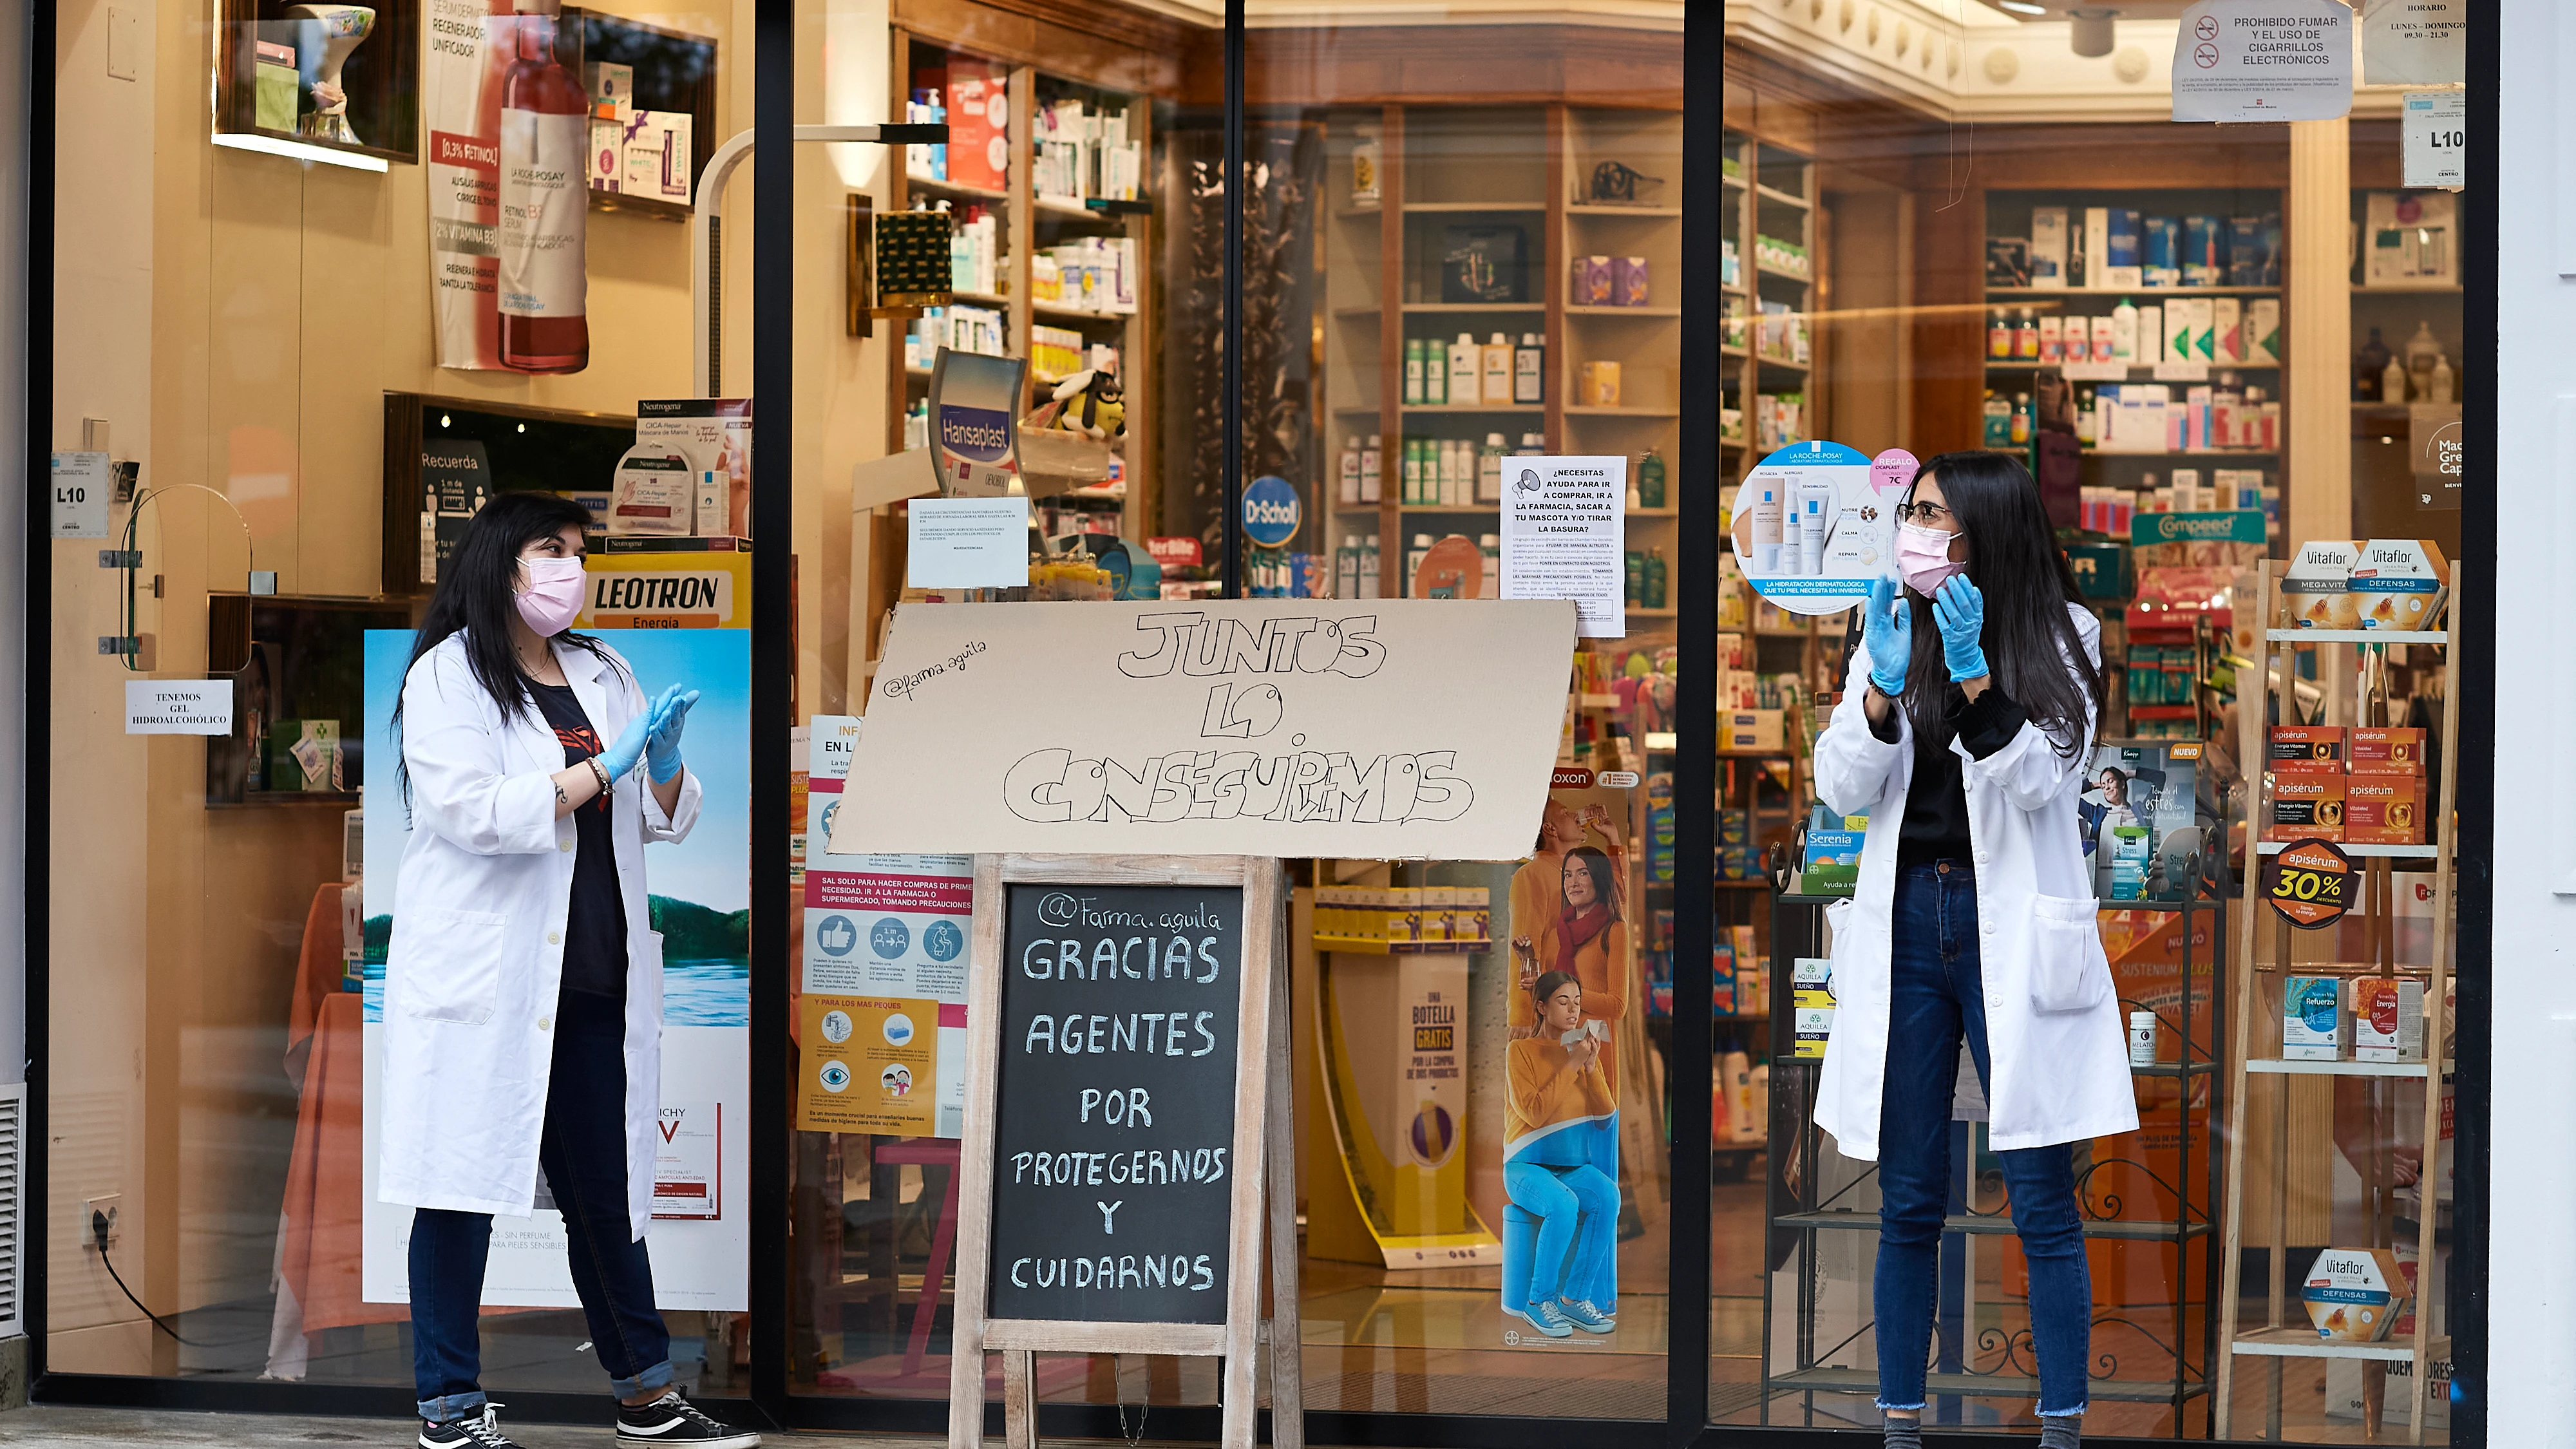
top-left (1360, 534), bottom-right (1381, 599)
top-left (1425, 338), bottom-right (1447, 404)
top-left (1515, 332), bottom-right (1545, 404)
top-left (1645, 549), bottom-right (1667, 609)
top-left (1403, 338), bottom-right (1425, 406)
top-left (1448, 333), bottom-right (1480, 407)
top-left (1639, 450), bottom-right (1667, 509)
top-left (1483, 332), bottom-right (1514, 406)
top-left (1479, 433), bottom-right (1505, 503)
top-left (1359, 434), bottom-right (1381, 503)
top-left (1401, 437), bottom-right (1422, 504)
top-left (2110, 298), bottom-right (2139, 364)
top-left (1338, 436), bottom-right (1361, 505)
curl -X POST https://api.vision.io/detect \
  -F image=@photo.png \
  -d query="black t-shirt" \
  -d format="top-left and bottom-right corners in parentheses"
top-left (1868, 682), bottom-right (2031, 870)
top-left (529, 681), bottom-right (629, 999)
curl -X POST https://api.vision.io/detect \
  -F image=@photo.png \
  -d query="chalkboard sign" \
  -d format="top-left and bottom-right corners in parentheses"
top-left (948, 854), bottom-right (1302, 1449)
top-left (989, 882), bottom-right (1244, 1325)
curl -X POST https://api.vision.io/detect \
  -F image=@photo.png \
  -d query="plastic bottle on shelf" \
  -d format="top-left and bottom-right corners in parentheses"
top-left (1403, 338), bottom-right (1426, 406)
top-left (1987, 309), bottom-right (2012, 361)
top-left (1401, 438), bottom-right (1424, 505)
top-left (1448, 334), bottom-right (1481, 407)
top-left (1515, 333), bottom-right (1545, 404)
top-left (1424, 337), bottom-right (1447, 405)
top-left (1359, 434), bottom-right (1381, 504)
top-left (1478, 433), bottom-right (1504, 504)
top-left (2404, 321), bottom-right (2444, 395)
top-left (1639, 450), bottom-right (1668, 509)
top-left (1645, 549), bottom-right (1667, 610)
top-left (2014, 307), bottom-right (2041, 361)
top-left (2011, 392), bottom-right (2034, 445)
top-left (2110, 298), bottom-right (2139, 364)
top-left (1483, 332), bottom-right (1515, 406)
top-left (2429, 352), bottom-right (2455, 404)
top-left (2382, 354), bottom-right (2410, 405)
top-left (1359, 534), bottom-right (1381, 598)
top-left (1479, 534), bottom-right (1501, 598)
top-left (1338, 436), bottom-right (1361, 506)
top-left (1337, 535), bottom-right (1360, 600)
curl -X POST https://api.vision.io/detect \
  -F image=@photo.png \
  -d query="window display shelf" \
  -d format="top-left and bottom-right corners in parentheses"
top-left (1775, 1209), bottom-right (2211, 1242)
top-left (1985, 285), bottom-right (2280, 297)
top-left (1770, 1365), bottom-right (2209, 1406)
top-left (2229, 1328), bottom-right (2450, 1363)
top-left (1401, 403), bottom-right (1541, 415)
top-left (2252, 841), bottom-right (2437, 858)
top-left (1400, 302), bottom-right (1546, 314)
top-left (1570, 204), bottom-right (1681, 218)
top-left (1567, 304), bottom-right (1681, 317)
top-left (1567, 406), bottom-right (1681, 418)
top-left (2264, 627), bottom-right (2450, 645)
top-left (905, 173), bottom-right (1007, 204)
top-left (1401, 200), bottom-right (1546, 214)
top-left (2245, 1057), bottom-right (2450, 1079)
top-left (1753, 184), bottom-right (1809, 209)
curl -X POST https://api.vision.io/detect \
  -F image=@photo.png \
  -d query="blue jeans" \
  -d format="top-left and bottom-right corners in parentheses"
top-left (410, 989), bottom-right (673, 1421)
top-left (1874, 864), bottom-right (2091, 1418)
top-left (1504, 1160), bottom-right (1618, 1307)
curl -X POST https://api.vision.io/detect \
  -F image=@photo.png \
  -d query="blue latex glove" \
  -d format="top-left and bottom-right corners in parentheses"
top-left (1862, 576), bottom-right (1913, 697)
top-left (1932, 575), bottom-right (1989, 683)
top-left (645, 684), bottom-right (699, 784)
top-left (597, 708), bottom-right (652, 782)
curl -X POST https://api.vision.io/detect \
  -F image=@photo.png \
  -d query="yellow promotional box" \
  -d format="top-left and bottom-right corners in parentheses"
top-left (578, 548), bottom-right (751, 629)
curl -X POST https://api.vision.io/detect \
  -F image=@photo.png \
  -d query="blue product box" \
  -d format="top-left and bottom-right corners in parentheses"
top-left (2142, 215), bottom-right (2179, 284)
top-left (2107, 209), bottom-right (2143, 268)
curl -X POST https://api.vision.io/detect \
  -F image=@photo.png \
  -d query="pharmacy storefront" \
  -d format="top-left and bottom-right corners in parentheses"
top-left (28, 0), bottom-right (2505, 1444)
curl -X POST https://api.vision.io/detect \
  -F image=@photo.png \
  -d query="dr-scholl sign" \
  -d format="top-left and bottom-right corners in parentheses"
top-left (1243, 475), bottom-right (1301, 548)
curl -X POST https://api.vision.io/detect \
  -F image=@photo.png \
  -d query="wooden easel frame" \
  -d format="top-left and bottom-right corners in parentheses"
top-left (948, 853), bottom-right (1304, 1449)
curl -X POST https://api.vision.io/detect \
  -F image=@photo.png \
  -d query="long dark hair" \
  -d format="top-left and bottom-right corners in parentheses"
top-left (395, 492), bottom-right (620, 801)
top-left (1899, 451), bottom-right (2101, 756)
top-left (1562, 845), bottom-right (1620, 922)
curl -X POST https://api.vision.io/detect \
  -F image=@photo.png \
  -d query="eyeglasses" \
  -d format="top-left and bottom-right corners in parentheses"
top-left (1895, 500), bottom-right (1956, 526)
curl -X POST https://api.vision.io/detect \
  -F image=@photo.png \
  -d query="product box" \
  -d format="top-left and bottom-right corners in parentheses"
top-left (2245, 298), bottom-right (2281, 364)
top-left (1723, 709), bottom-right (1785, 753)
top-left (2348, 538), bottom-right (2450, 631)
top-left (584, 61), bottom-right (634, 122)
top-left (2267, 773), bottom-right (2346, 842)
top-left (620, 111), bottom-right (694, 205)
top-left (2344, 777), bottom-right (2425, 845)
top-left (2029, 205), bottom-right (2069, 289)
top-left (589, 118), bottom-right (625, 193)
top-left (693, 469), bottom-right (726, 538)
top-left (268, 720), bottom-right (344, 794)
top-left (1801, 807), bottom-right (1865, 898)
top-left (1580, 361), bottom-right (1622, 407)
top-left (638, 398), bottom-right (753, 540)
top-left (2083, 207), bottom-right (2110, 285)
top-left (2302, 1247), bottom-right (2411, 1341)
top-left (2186, 297), bottom-right (2216, 363)
top-left (609, 450), bottom-right (696, 535)
top-left (2282, 974), bottom-right (2349, 1061)
top-left (2349, 978), bottom-right (2426, 1062)
top-left (1420, 886), bottom-right (1453, 943)
top-left (1613, 256), bottom-right (1651, 307)
top-left (2348, 726), bottom-right (2427, 775)
top-left (2282, 539), bottom-right (2363, 629)
top-left (2267, 724), bottom-right (2346, 772)
top-left (2141, 214), bottom-right (2180, 287)
top-left (1459, 886), bottom-right (1492, 943)
top-left (1573, 255), bottom-right (1614, 306)
top-left (254, 41), bottom-right (300, 132)
top-left (1792, 957), bottom-right (1835, 1061)
top-left (2212, 297), bottom-right (2242, 364)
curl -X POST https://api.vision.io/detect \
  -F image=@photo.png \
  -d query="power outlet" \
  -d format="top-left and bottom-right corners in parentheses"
top-left (84, 1195), bottom-right (120, 1250)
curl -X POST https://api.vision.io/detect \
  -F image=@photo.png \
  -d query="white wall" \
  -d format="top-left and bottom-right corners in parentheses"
top-left (2490, 1), bottom-right (2561, 1439)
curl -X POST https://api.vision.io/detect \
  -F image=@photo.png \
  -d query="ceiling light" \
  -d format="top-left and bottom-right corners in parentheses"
top-left (2069, 6), bottom-right (2118, 57)
top-left (1997, 1), bottom-right (2047, 14)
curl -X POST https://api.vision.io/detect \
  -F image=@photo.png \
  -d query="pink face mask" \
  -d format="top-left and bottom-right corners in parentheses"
top-left (1893, 521), bottom-right (1965, 596)
top-left (515, 554), bottom-right (587, 637)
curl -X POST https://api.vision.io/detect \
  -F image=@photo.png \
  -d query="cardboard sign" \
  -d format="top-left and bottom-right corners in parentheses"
top-left (2171, 0), bottom-right (2353, 124)
top-left (835, 599), bottom-right (1575, 860)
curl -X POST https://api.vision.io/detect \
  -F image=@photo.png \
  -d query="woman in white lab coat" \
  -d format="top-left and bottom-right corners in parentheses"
top-left (1810, 451), bottom-right (2136, 1449)
top-left (380, 492), bottom-right (754, 1449)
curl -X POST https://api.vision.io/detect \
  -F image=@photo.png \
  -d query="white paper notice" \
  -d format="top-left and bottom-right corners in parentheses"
top-left (2171, 0), bottom-right (2352, 124)
top-left (1500, 455), bottom-right (1627, 639)
top-left (2401, 91), bottom-right (2466, 190)
top-left (908, 496), bottom-right (1032, 587)
top-left (50, 453), bottom-right (109, 539)
top-left (2362, 0), bottom-right (2464, 86)
top-left (125, 679), bottom-right (233, 735)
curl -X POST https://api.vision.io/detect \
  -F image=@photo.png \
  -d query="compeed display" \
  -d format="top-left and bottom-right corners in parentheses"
top-left (987, 882), bottom-right (1245, 1325)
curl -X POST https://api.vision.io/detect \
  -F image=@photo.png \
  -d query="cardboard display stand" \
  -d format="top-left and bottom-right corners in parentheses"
top-left (949, 853), bottom-right (1302, 1449)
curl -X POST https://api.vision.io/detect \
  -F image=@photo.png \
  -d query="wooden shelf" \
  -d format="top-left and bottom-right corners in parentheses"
top-left (1754, 184), bottom-right (1810, 209)
top-left (2246, 1057), bottom-right (2448, 1078)
top-left (905, 173), bottom-right (1009, 204)
top-left (1030, 300), bottom-right (1134, 325)
top-left (2228, 1328), bottom-right (2448, 1363)
top-left (2264, 627), bottom-right (2449, 644)
top-left (1756, 264), bottom-right (1814, 283)
top-left (1401, 302), bottom-right (1545, 314)
top-left (2251, 841), bottom-right (2438, 858)
top-left (1987, 285), bottom-right (2280, 297)
top-left (1567, 304), bottom-right (1681, 317)
top-left (1401, 403), bottom-right (1542, 415)
top-left (1569, 204), bottom-right (1683, 218)
top-left (1566, 406), bottom-right (1681, 418)
top-left (949, 289), bottom-right (1012, 309)
top-left (1399, 200), bottom-right (1546, 213)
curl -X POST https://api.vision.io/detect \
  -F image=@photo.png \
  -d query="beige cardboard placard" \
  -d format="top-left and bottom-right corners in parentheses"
top-left (835, 598), bottom-right (1575, 860)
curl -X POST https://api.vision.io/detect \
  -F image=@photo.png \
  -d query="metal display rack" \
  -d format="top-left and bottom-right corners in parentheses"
top-left (1759, 869), bottom-right (2227, 1431)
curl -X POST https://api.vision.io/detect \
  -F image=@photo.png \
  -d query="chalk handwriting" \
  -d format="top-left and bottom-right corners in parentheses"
top-left (1009, 1253), bottom-right (1215, 1292)
top-left (1003, 748), bottom-right (1473, 826)
top-left (1117, 611), bottom-right (1386, 680)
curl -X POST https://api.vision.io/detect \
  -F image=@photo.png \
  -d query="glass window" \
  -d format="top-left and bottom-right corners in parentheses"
top-left (49, 0), bottom-right (755, 1406)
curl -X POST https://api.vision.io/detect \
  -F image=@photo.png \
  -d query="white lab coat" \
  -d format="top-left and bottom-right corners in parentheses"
top-left (1810, 603), bottom-right (2137, 1158)
top-left (378, 633), bottom-right (703, 1238)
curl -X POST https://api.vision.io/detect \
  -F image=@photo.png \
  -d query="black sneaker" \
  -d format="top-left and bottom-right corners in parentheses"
top-left (616, 1389), bottom-right (760, 1448)
top-left (419, 1404), bottom-right (524, 1449)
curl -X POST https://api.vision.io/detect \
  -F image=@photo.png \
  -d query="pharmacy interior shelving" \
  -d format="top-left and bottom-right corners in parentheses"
top-left (1320, 102), bottom-right (1683, 630)
top-left (888, 31), bottom-right (1153, 542)
top-left (1980, 189), bottom-right (2286, 505)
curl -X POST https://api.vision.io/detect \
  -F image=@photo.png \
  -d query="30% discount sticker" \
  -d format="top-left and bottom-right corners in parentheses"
top-left (2264, 838), bottom-right (2353, 929)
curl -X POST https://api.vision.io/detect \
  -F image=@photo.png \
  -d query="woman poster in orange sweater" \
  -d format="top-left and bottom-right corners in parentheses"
top-left (1513, 842), bottom-right (1629, 1096)
top-left (1503, 972), bottom-right (1620, 1339)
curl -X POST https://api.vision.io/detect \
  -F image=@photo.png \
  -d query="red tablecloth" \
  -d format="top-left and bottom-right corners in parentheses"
top-left (278, 884), bottom-right (408, 1332)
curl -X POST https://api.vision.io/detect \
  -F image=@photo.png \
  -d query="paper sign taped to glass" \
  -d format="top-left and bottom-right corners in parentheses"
top-left (833, 598), bottom-right (1577, 859)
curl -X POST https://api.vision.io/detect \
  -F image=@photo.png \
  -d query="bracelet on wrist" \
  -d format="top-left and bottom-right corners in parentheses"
top-left (589, 757), bottom-right (612, 793)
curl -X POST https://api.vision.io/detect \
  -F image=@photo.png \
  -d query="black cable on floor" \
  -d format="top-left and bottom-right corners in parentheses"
top-left (91, 1209), bottom-right (236, 1350)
